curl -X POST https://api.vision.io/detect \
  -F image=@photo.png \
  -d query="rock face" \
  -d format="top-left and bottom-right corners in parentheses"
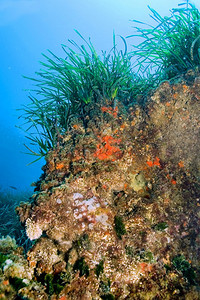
top-left (1, 72), bottom-right (200, 299)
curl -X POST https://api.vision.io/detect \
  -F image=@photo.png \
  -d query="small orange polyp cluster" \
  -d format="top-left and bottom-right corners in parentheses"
top-left (94, 135), bottom-right (122, 161)
top-left (58, 297), bottom-right (67, 300)
top-left (101, 106), bottom-right (118, 118)
top-left (72, 124), bottom-right (80, 130)
top-left (182, 84), bottom-right (189, 92)
top-left (146, 156), bottom-right (161, 167)
top-left (178, 161), bottom-right (184, 168)
top-left (55, 162), bottom-right (65, 170)
top-left (2, 280), bottom-right (9, 286)
top-left (166, 174), bottom-right (177, 185)
top-left (138, 262), bottom-right (153, 274)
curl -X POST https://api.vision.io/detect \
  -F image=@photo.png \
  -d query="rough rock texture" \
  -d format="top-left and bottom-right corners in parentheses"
top-left (1, 71), bottom-right (200, 299)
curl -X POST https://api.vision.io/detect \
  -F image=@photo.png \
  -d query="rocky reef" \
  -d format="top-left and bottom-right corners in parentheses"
top-left (1, 71), bottom-right (200, 299)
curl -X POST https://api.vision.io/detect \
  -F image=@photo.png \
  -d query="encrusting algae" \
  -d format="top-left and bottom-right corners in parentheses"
top-left (0, 70), bottom-right (199, 299)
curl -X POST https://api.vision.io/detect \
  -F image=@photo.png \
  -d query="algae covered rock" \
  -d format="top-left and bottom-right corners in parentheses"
top-left (1, 72), bottom-right (200, 299)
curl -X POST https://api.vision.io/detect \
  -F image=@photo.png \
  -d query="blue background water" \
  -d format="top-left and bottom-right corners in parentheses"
top-left (0, 0), bottom-right (198, 191)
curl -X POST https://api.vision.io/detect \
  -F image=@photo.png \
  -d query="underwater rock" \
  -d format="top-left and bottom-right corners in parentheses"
top-left (1, 72), bottom-right (200, 299)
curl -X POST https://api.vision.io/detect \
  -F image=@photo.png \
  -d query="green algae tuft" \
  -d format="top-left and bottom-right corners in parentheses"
top-left (114, 215), bottom-right (126, 239)
top-left (73, 257), bottom-right (89, 278)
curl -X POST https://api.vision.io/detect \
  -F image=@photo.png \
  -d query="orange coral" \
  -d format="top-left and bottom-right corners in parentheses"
top-left (171, 179), bottom-right (177, 185)
top-left (58, 296), bottom-right (67, 300)
top-left (154, 157), bottom-right (161, 166)
top-left (72, 124), bottom-right (79, 130)
top-left (94, 135), bottom-right (122, 161)
top-left (138, 262), bottom-right (153, 273)
top-left (146, 156), bottom-right (161, 168)
top-left (101, 106), bottom-right (118, 118)
top-left (102, 184), bottom-right (108, 190)
top-left (146, 160), bottom-right (153, 167)
top-left (166, 174), bottom-right (177, 185)
top-left (56, 163), bottom-right (65, 170)
top-left (2, 280), bottom-right (9, 286)
top-left (173, 93), bottom-right (178, 99)
top-left (182, 84), bottom-right (188, 92)
top-left (178, 161), bottom-right (184, 168)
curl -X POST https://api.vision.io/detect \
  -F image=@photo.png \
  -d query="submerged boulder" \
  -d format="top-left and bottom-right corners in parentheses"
top-left (1, 72), bottom-right (200, 299)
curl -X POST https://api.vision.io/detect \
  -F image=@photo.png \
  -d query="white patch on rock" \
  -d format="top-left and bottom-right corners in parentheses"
top-left (96, 214), bottom-right (109, 226)
top-left (73, 193), bottom-right (83, 200)
top-left (3, 259), bottom-right (13, 271)
top-left (25, 218), bottom-right (43, 240)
